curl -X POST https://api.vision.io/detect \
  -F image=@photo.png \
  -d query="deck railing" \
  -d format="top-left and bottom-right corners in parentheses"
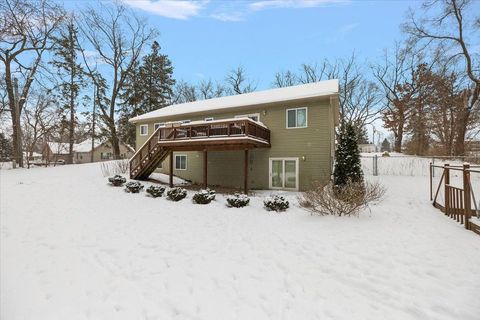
top-left (156, 118), bottom-right (270, 144)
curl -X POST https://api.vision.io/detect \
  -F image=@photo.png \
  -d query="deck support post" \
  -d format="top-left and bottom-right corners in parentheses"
top-left (244, 149), bottom-right (248, 194)
top-left (203, 149), bottom-right (208, 189)
top-left (169, 150), bottom-right (173, 187)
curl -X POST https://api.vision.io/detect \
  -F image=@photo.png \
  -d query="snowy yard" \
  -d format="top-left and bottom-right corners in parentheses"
top-left (1, 163), bottom-right (480, 320)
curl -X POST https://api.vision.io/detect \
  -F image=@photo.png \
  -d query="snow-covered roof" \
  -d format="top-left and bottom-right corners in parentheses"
top-left (130, 79), bottom-right (339, 123)
top-left (74, 139), bottom-right (103, 153)
top-left (47, 142), bottom-right (69, 155)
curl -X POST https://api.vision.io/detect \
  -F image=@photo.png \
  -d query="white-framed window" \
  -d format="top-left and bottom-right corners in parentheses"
top-left (204, 117), bottom-right (214, 121)
top-left (139, 124), bottom-right (148, 136)
top-left (235, 113), bottom-right (260, 122)
top-left (181, 120), bottom-right (191, 124)
top-left (154, 122), bottom-right (165, 131)
top-left (175, 155), bottom-right (187, 170)
top-left (286, 107), bottom-right (307, 128)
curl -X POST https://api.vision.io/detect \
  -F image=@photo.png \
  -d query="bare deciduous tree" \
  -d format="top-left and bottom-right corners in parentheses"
top-left (225, 66), bottom-right (256, 95)
top-left (372, 42), bottom-right (417, 152)
top-left (0, 0), bottom-right (64, 167)
top-left (273, 70), bottom-right (298, 88)
top-left (273, 56), bottom-right (383, 137)
top-left (404, 0), bottom-right (480, 155)
top-left (22, 92), bottom-right (60, 168)
top-left (172, 80), bottom-right (198, 104)
top-left (78, 1), bottom-right (157, 158)
top-left (198, 79), bottom-right (225, 100)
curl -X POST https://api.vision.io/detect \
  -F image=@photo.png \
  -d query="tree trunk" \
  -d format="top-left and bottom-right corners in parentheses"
top-left (11, 76), bottom-right (23, 167)
top-left (67, 75), bottom-right (75, 164)
top-left (394, 122), bottom-right (404, 153)
top-left (111, 129), bottom-right (121, 159)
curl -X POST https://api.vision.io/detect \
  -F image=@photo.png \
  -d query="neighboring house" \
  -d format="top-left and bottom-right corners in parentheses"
top-left (129, 80), bottom-right (340, 192)
top-left (359, 143), bottom-right (376, 153)
top-left (43, 142), bottom-right (70, 163)
top-left (43, 140), bottom-right (135, 164)
top-left (74, 139), bottom-right (134, 164)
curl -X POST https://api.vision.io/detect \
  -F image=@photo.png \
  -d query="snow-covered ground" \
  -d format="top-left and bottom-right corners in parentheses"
top-left (1, 163), bottom-right (480, 320)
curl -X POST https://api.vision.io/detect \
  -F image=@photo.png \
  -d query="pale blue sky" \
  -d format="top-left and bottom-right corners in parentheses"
top-left (68, 0), bottom-right (426, 89)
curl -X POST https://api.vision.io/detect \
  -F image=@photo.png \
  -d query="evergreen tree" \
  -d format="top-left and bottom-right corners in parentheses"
top-left (356, 125), bottom-right (369, 144)
top-left (381, 138), bottom-right (391, 152)
top-left (139, 41), bottom-right (175, 111)
top-left (51, 17), bottom-right (86, 164)
top-left (119, 41), bottom-right (175, 147)
top-left (118, 61), bottom-right (142, 147)
top-left (334, 122), bottom-right (364, 188)
top-left (0, 132), bottom-right (13, 161)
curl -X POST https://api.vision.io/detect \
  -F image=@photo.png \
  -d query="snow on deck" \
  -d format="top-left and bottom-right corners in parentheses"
top-left (1, 163), bottom-right (480, 320)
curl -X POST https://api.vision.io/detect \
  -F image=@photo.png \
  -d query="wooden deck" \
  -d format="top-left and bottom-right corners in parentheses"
top-left (129, 118), bottom-right (271, 192)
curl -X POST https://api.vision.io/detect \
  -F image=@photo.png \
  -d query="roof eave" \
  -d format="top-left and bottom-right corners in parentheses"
top-left (128, 93), bottom-right (339, 124)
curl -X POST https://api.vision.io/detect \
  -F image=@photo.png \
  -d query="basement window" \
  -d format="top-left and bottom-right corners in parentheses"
top-left (175, 155), bottom-right (187, 170)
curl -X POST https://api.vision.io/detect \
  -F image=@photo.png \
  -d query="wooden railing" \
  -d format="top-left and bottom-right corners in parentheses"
top-left (129, 118), bottom-right (270, 179)
top-left (430, 163), bottom-right (480, 234)
top-left (156, 118), bottom-right (271, 144)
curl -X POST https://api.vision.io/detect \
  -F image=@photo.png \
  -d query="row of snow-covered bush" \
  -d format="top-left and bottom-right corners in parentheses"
top-left (107, 175), bottom-right (290, 211)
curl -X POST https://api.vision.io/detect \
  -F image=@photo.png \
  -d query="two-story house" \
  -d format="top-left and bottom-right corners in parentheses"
top-left (129, 79), bottom-right (339, 192)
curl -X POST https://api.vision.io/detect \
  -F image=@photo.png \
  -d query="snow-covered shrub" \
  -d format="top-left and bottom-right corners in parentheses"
top-left (382, 151), bottom-right (390, 157)
top-left (226, 193), bottom-right (250, 208)
top-left (192, 189), bottom-right (216, 204)
top-left (264, 195), bottom-right (289, 212)
top-left (299, 180), bottom-right (385, 217)
top-left (146, 185), bottom-right (165, 198)
top-left (167, 187), bottom-right (187, 201)
top-left (125, 181), bottom-right (144, 193)
top-left (108, 175), bottom-right (126, 186)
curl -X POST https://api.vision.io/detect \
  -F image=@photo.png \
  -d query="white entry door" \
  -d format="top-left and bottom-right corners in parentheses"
top-left (269, 158), bottom-right (299, 191)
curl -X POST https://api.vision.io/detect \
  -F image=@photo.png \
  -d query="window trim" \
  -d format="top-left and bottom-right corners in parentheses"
top-left (286, 107), bottom-right (308, 129)
top-left (235, 113), bottom-right (260, 122)
top-left (181, 120), bottom-right (191, 124)
top-left (174, 154), bottom-right (187, 170)
top-left (139, 124), bottom-right (148, 136)
top-left (204, 117), bottom-right (214, 121)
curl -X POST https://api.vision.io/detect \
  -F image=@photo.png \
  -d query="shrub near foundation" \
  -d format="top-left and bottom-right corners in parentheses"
top-left (167, 187), bottom-right (187, 201)
top-left (146, 185), bottom-right (166, 198)
top-left (264, 195), bottom-right (289, 212)
top-left (108, 175), bottom-right (126, 186)
top-left (226, 193), bottom-right (250, 208)
top-left (125, 181), bottom-right (144, 193)
top-left (193, 189), bottom-right (216, 204)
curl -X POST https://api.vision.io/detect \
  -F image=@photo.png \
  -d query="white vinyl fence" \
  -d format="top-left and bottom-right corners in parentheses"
top-left (361, 154), bottom-right (480, 177)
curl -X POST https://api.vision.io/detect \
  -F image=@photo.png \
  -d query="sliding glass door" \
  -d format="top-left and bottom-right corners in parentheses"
top-left (269, 158), bottom-right (299, 190)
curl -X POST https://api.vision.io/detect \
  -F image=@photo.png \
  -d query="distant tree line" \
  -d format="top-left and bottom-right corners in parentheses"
top-left (0, 0), bottom-right (478, 168)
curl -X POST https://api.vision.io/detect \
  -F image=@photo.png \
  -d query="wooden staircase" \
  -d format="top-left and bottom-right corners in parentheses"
top-left (129, 128), bottom-right (172, 180)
